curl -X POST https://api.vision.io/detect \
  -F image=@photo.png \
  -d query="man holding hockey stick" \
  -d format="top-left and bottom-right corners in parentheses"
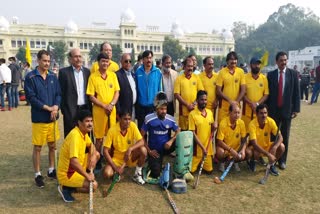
top-left (245, 104), bottom-right (284, 183)
top-left (189, 90), bottom-right (217, 188)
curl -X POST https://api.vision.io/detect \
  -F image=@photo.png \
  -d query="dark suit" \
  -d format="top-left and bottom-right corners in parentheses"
top-left (116, 68), bottom-right (136, 115)
top-left (267, 68), bottom-right (300, 164)
top-left (58, 66), bottom-right (91, 137)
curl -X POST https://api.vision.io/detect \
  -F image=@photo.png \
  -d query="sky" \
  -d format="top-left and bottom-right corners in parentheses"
top-left (1, 0), bottom-right (319, 33)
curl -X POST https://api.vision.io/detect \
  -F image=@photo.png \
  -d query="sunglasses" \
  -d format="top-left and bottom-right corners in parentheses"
top-left (124, 60), bottom-right (132, 63)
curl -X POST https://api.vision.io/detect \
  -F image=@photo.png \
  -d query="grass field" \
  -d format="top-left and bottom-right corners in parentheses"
top-left (0, 101), bottom-right (319, 214)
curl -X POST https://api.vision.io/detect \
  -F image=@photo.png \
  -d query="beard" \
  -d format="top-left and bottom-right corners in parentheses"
top-left (251, 67), bottom-right (260, 74)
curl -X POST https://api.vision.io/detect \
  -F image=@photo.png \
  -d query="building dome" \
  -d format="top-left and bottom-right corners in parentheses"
top-left (11, 16), bottom-right (19, 24)
top-left (171, 19), bottom-right (184, 38)
top-left (0, 16), bottom-right (10, 31)
top-left (121, 8), bottom-right (135, 23)
top-left (65, 20), bottom-right (78, 33)
top-left (222, 29), bottom-right (233, 40)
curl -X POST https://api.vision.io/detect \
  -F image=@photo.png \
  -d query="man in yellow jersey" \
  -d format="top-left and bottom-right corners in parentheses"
top-left (86, 53), bottom-right (120, 170)
top-left (242, 57), bottom-right (269, 130)
top-left (57, 110), bottom-right (100, 203)
top-left (103, 110), bottom-right (147, 185)
top-left (199, 56), bottom-right (219, 118)
top-left (216, 104), bottom-right (247, 172)
top-left (189, 90), bottom-right (217, 173)
top-left (246, 104), bottom-right (284, 175)
top-left (216, 51), bottom-right (246, 123)
top-left (90, 42), bottom-right (119, 74)
top-left (174, 57), bottom-right (204, 130)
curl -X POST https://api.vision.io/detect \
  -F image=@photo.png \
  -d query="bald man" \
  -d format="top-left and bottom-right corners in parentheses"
top-left (90, 42), bottom-right (120, 74)
top-left (59, 48), bottom-right (91, 137)
top-left (116, 53), bottom-right (137, 120)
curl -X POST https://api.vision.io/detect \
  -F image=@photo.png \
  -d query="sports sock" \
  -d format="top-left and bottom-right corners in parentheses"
top-left (35, 172), bottom-right (41, 177)
top-left (135, 166), bottom-right (142, 175)
top-left (48, 167), bottom-right (54, 173)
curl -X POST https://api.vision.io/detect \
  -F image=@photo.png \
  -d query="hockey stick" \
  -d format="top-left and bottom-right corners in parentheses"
top-left (193, 132), bottom-right (213, 189)
top-left (53, 119), bottom-right (58, 185)
top-left (259, 121), bottom-right (282, 185)
top-left (103, 163), bottom-right (125, 197)
top-left (164, 188), bottom-right (180, 214)
top-left (89, 143), bottom-right (94, 214)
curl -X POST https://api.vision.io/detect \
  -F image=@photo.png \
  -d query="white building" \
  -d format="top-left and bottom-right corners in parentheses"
top-left (288, 46), bottom-right (320, 71)
top-left (0, 9), bottom-right (234, 67)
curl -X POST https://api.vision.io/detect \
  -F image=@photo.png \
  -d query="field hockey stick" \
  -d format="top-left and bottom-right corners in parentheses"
top-left (103, 163), bottom-right (126, 197)
top-left (89, 143), bottom-right (94, 214)
top-left (53, 118), bottom-right (59, 185)
top-left (193, 132), bottom-right (213, 189)
top-left (259, 122), bottom-right (282, 185)
top-left (164, 187), bottom-right (180, 214)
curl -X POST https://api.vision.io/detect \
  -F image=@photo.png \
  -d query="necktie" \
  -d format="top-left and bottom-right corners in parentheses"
top-left (277, 70), bottom-right (283, 107)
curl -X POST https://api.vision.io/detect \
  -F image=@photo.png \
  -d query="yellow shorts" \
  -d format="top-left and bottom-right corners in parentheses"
top-left (92, 106), bottom-right (116, 139)
top-left (58, 155), bottom-right (88, 188)
top-left (32, 122), bottom-right (60, 146)
top-left (179, 115), bottom-right (189, 130)
top-left (191, 155), bottom-right (213, 173)
top-left (112, 156), bottom-right (137, 168)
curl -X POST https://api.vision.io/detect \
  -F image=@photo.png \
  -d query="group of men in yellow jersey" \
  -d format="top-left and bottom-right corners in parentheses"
top-left (25, 45), bottom-right (293, 203)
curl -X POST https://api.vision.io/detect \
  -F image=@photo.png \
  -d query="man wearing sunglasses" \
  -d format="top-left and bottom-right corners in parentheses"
top-left (116, 53), bottom-right (137, 120)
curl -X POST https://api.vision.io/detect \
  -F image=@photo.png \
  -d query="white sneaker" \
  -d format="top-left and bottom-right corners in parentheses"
top-left (219, 163), bottom-right (225, 172)
top-left (234, 163), bottom-right (241, 172)
top-left (132, 173), bottom-right (145, 185)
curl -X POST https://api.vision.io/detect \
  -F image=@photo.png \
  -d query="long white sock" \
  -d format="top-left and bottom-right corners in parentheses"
top-left (35, 172), bottom-right (41, 177)
top-left (48, 167), bottom-right (54, 173)
top-left (135, 166), bottom-right (142, 175)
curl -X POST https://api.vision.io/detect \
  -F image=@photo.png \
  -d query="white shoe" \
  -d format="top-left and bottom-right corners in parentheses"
top-left (234, 163), bottom-right (241, 172)
top-left (219, 163), bottom-right (225, 172)
top-left (132, 173), bottom-right (145, 185)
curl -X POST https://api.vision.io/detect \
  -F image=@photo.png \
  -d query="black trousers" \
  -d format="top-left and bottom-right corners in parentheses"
top-left (273, 117), bottom-right (292, 164)
top-left (166, 102), bottom-right (174, 117)
top-left (136, 104), bottom-right (154, 130)
top-left (300, 84), bottom-right (309, 100)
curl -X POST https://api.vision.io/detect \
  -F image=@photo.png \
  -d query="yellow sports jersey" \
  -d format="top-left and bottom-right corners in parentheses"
top-left (189, 108), bottom-right (214, 157)
top-left (243, 72), bottom-right (269, 118)
top-left (216, 67), bottom-right (245, 122)
top-left (248, 117), bottom-right (278, 150)
top-left (90, 60), bottom-right (120, 73)
top-left (57, 126), bottom-right (92, 183)
top-left (199, 71), bottom-right (218, 110)
top-left (103, 121), bottom-right (142, 161)
top-left (216, 117), bottom-right (246, 150)
top-left (86, 71), bottom-right (120, 104)
top-left (174, 73), bottom-right (204, 116)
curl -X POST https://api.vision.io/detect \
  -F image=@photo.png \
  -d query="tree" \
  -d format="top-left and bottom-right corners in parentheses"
top-left (111, 44), bottom-right (122, 64)
top-left (231, 21), bottom-right (255, 40)
top-left (89, 44), bottom-right (100, 63)
top-left (52, 41), bottom-right (68, 67)
top-left (16, 47), bottom-right (26, 62)
top-left (162, 36), bottom-right (188, 62)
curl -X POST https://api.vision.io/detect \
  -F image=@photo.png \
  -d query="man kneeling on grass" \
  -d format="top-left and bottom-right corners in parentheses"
top-left (103, 110), bottom-right (147, 185)
top-left (245, 104), bottom-right (285, 175)
top-left (57, 110), bottom-right (100, 202)
top-left (216, 104), bottom-right (247, 172)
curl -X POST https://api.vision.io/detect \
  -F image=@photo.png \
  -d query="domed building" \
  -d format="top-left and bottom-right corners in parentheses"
top-left (0, 9), bottom-right (234, 66)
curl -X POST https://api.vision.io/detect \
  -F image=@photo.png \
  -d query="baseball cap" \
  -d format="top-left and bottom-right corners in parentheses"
top-left (250, 57), bottom-right (261, 64)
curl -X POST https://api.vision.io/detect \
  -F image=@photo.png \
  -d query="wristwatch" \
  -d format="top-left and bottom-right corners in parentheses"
top-left (256, 102), bottom-right (259, 106)
top-left (110, 102), bottom-right (115, 106)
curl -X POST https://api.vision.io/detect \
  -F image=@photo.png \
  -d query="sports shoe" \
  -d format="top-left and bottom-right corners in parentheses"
top-left (1, 108), bottom-right (5, 111)
top-left (270, 165), bottom-right (279, 176)
top-left (219, 163), bottom-right (225, 172)
top-left (132, 173), bottom-right (145, 185)
top-left (258, 157), bottom-right (267, 166)
top-left (35, 175), bottom-right (45, 188)
top-left (234, 163), bottom-right (241, 172)
top-left (247, 160), bottom-right (256, 172)
top-left (47, 169), bottom-right (57, 179)
top-left (58, 185), bottom-right (75, 203)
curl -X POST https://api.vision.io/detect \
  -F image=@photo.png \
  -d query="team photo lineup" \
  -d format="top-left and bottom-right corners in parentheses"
top-left (15, 39), bottom-right (309, 212)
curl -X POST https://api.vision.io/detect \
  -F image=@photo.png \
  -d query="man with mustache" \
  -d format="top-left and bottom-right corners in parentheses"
top-left (242, 57), bottom-right (269, 131)
top-left (245, 104), bottom-right (285, 174)
top-left (57, 110), bottom-right (100, 202)
top-left (266, 51), bottom-right (300, 170)
top-left (135, 50), bottom-right (162, 129)
top-left (174, 57), bottom-right (204, 130)
top-left (189, 90), bottom-right (216, 173)
top-left (216, 51), bottom-right (246, 123)
top-left (24, 50), bottom-right (61, 188)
